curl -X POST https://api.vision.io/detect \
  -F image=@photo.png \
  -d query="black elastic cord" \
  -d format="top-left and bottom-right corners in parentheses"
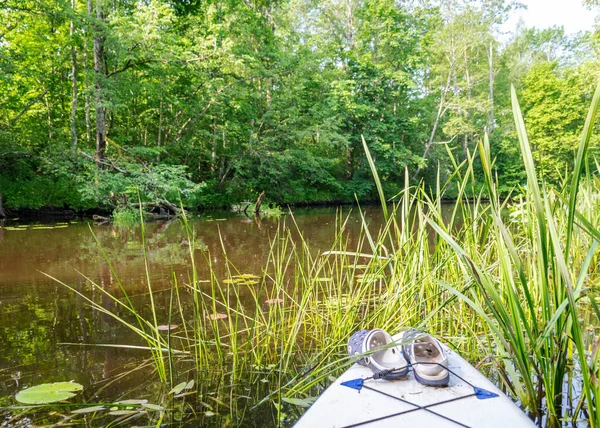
top-left (340, 361), bottom-right (488, 428)
top-left (341, 391), bottom-right (476, 428)
top-left (410, 362), bottom-right (475, 388)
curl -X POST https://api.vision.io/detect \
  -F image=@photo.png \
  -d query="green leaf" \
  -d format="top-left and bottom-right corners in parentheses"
top-left (16, 382), bottom-right (84, 404)
top-left (281, 396), bottom-right (317, 407)
top-left (361, 135), bottom-right (388, 222)
top-left (71, 405), bottom-right (106, 414)
top-left (169, 382), bottom-right (187, 395)
top-left (117, 399), bottom-right (148, 405)
top-left (142, 403), bottom-right (166, 411)
top-left (108, 410), bottom-right (140, 416)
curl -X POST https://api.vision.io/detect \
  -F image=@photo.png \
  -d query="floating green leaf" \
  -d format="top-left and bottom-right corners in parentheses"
top-left (169, 382), bottom-right (187, 395)
top-left (117, 399), bottom-right (147, 405)
top-left (108, 410), bottom-right (139, 416)
top-left (142, 403), bottom-right (166, 411)
top-left (16, 382), bottom-right (83, 404)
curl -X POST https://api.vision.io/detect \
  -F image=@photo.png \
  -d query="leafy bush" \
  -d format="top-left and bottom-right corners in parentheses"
top-left (79, 160), bottom-right (205, 210)
top-left (111, 207), bottom-right (140, 226)
top-left (0, 152), bottom-right (91, 210)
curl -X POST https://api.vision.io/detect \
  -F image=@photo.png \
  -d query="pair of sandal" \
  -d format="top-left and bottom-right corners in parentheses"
top-left (347, 329), bottom-right (449, 386)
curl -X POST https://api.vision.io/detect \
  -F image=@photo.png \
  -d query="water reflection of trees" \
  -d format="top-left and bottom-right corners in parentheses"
top-left (79, 221), bottom-right (207, 266)
top-left (0, 209), bottom-right (377, 413)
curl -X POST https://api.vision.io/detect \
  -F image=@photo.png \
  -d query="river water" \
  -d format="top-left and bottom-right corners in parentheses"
top-left (1, 206), bottom-right (413, 425)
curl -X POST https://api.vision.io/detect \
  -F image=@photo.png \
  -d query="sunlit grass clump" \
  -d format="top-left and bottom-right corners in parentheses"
top-left (45, 83), bottom-right (600, 427)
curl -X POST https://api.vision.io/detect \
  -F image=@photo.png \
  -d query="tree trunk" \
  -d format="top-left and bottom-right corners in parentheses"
top-left (211, 117), bottom-right (217, 172)
top-left (413, 71), bottom-right (451, 180)
top-left (157, 80), bottom-right (163, 161)
top-left (44, 92), bottom-right (53, 141)
top-left (345, 0), bottom-right (355, 50)
top-left (219, 128), bottom-right (226, 181)
top-left (84, 38), bottom-right (91, 144)
top-left (70, 0), bottom-right (78, 152)
top-left (0, 193), bottom-right (6, 218)
top-left (89, 0), bottom-right (107, 166)
top-left (254, 191), bottom-right (265, 215)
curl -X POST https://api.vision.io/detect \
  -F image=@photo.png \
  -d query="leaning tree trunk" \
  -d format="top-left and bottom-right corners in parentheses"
top-left (254, 191), bottom-right (265, 215)
top-left (89, 0), bottom-right (107, 166)
top-left (413, 71), bottom-right (451, 180)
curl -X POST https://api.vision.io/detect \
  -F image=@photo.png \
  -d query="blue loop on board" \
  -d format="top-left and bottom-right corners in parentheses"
top-left (473, 386), bottom-right (499, 400)
top-left (341, 378), bottom-right (364, 391)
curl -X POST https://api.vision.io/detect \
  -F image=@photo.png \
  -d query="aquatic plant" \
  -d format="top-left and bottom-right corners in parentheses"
top-left (23, 83), bottom-right (600, 426)
top-left (426, 84), bottom-right (600, 425)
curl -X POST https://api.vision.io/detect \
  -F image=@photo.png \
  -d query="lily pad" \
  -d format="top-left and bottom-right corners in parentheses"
top-left (169, 382), bottom-right (187, 395)
top-left (157, 324), bottom-right (178, 331)
top-left (16, 382), bottom-right (83, 404)
top-left (206, 313), bottom-right (227, 320)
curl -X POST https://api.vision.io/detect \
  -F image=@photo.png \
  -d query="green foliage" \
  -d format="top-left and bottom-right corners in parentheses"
top-left (79, 161), bottom-right (205, 210)
top-left (111, 206), bottom-right (140, 226)
top-left (0, 0), bottom-right (597, 212)
top-left (15, 382), bottom-right (84, 404)
top-left (0, 152), bottom-right (90, 210)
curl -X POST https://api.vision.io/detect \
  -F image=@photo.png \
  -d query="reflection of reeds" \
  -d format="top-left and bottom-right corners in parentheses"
top-left (47, 84), bottom-right (600, 426)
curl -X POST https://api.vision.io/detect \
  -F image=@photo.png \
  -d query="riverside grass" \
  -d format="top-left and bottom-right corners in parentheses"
top-left (45, 87), bottom-right (600, 427)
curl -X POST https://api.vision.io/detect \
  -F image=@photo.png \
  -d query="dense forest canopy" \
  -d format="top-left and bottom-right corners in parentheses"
top-left (0, 0), bottom-right (598, 213)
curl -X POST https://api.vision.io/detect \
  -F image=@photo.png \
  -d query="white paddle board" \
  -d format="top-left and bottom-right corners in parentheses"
top-left (294, 335), bottom-right (535, 428)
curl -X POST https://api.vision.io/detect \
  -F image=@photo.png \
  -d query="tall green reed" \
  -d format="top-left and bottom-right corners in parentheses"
top-left (51, 83), bottom-right (600, 426)
top-left (425, 83), bottom-right (600, 425)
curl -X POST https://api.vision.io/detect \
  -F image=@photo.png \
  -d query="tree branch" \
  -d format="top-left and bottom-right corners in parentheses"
top-left (0, 88), bottom-right (49, 129)
top-left (80, 151), bottom-right (129, 173)
top-left (106, 59), bottom-right (157, 78)
top-left (175, 78), bottom-right (249, 141)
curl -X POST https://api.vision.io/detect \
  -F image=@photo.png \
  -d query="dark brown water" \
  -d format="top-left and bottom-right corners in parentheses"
top-left (0, 207), bottom-right (399, 426)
